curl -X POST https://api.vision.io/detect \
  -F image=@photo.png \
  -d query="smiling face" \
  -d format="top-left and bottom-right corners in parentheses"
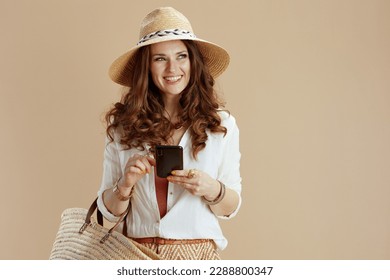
top-left (149, 40), bottom-right (191, 98)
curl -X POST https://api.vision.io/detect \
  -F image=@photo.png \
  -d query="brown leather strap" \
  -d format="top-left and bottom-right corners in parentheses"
top-left (122, 207), bottom-right (129, 236)
top-left (97, 209), bottom-right (103, 226)
top-left (132, 237), bottom-right (211, 245)
top-left (80, 197), bottom-right (131, 244)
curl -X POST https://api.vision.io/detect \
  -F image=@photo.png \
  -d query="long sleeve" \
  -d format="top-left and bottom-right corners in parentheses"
top-left (97, 136), bottom-right (123, 222)
top-left (217, 113), bottom-right (242, 219)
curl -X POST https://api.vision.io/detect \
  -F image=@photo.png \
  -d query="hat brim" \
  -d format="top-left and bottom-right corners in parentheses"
top-left (108, 37), bottom-right (230, 87)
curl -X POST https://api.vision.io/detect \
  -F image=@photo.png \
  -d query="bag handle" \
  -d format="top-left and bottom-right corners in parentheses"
top-left (79, 197), bottom-right (131, 244)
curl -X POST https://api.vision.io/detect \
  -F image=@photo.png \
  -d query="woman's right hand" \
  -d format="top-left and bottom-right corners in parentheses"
top-left (103, 154), bottom-right (156, 216)
top-left (120, 154), bottom-right (156, 190)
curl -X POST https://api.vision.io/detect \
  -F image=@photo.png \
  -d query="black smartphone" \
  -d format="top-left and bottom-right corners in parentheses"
top-left (155, 145), bottom-right (183, 178)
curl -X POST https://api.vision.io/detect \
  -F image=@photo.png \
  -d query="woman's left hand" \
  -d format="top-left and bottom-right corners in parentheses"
top-left (167, 169), bottom-right (220, 201)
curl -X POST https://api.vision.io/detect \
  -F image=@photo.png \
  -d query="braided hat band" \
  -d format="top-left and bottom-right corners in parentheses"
top-left (137, 29), bottom-right (196, 45)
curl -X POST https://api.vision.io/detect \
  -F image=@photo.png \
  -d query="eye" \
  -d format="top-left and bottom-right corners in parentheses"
top-left (178, 53), bottom-right (188, 60)
top-left (154, 57), bottom-right (166, 62)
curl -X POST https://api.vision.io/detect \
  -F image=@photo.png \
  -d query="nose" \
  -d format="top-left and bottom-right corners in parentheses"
top-left (167, 59), bottom-right (177, 73)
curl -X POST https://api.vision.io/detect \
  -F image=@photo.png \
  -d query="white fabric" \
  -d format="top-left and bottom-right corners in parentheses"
top-left (97, 112), bottom-right (242, 250)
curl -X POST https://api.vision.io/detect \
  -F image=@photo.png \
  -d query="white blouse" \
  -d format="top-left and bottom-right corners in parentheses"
top-left (97, 112), bottom-right (242, 250)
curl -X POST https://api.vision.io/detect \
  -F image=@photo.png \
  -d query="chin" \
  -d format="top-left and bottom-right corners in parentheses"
top-left (163, 87), bottom-right (186, 96)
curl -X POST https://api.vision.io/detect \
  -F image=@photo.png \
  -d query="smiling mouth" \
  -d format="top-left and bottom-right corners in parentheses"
top-left (164, 75), bottom-right (182, 82)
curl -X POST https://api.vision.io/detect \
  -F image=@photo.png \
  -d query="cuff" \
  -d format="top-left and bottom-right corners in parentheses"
top-left (217, 189), bottom-right (242, 220)
top-left (97, 189), bottom-right (121, 223)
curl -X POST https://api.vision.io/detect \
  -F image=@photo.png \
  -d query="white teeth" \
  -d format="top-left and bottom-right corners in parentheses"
top-left (164, 76), bottom-right (182, 82)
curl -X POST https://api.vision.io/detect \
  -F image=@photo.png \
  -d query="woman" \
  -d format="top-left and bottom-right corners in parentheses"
top-left (97, 7), bottom-right (242, 260)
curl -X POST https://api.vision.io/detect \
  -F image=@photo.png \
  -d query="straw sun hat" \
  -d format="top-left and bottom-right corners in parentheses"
top-left (108, 7), bottom-right (230, 87)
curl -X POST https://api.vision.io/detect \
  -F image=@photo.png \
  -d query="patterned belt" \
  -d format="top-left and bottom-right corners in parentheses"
top-left (132, 237), bottom-right (211, 245)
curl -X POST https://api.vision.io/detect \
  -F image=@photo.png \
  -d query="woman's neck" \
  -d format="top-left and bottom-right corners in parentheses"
top-left (162, 95), bottom-right (181, 121)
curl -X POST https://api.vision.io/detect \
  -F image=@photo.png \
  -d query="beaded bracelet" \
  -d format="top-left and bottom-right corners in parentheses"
top-left (202, 181), bottom-right (226, 205)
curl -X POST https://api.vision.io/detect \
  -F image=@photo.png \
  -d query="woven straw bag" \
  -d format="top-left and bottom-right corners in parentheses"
top-left (49, 198), bottom-right (160, 260)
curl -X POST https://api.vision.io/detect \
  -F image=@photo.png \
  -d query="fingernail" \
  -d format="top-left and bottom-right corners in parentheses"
top-left (171, 171), bottom-right (176, 175)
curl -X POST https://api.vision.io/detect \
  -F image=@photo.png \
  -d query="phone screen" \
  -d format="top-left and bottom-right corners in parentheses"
top-left (155, 145), bottom-right (183, 178)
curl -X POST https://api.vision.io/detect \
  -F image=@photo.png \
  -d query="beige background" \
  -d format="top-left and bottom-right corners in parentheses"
top-left (1, 0), bottom-right (389, 259)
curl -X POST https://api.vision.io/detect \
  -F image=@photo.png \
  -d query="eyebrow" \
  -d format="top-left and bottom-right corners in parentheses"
top-left (151, 50), bottom-right (188, 57)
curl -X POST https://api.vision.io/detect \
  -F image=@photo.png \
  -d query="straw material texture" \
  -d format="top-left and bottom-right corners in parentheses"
top-left (49, 207), bottom-right (160, 260)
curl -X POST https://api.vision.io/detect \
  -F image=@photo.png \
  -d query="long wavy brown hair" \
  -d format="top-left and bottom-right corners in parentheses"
top-left (105, 40), bottom-right (227, 159)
